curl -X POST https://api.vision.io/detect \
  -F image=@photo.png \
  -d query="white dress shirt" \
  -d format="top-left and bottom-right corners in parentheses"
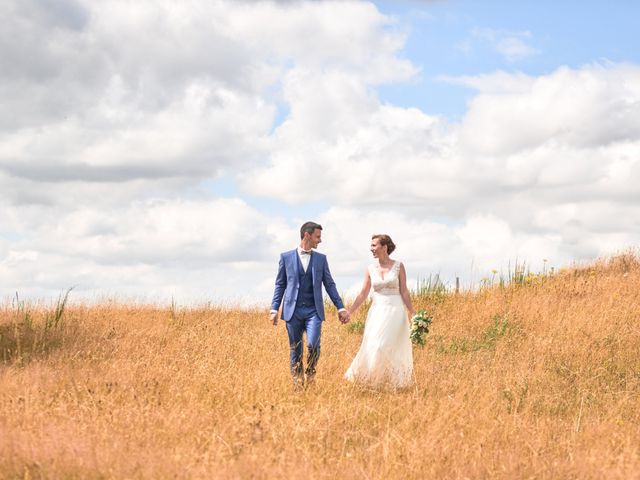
top-left (298, 247), bottom-right (313, 272)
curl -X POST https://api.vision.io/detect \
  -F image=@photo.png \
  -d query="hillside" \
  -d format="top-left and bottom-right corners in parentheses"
top-left (1, 254), bottom-right (639, 478)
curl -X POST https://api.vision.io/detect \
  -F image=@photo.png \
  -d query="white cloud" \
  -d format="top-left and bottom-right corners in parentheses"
top-left (2, 1), bottom-right (640, 305)
top-left (471, 27), bottom-right (540, 62)
top-left (243, 62), bottom-right (640, 287)
top-left (496, 36), bottom-right (539, 62)
top-left (2, 0), bottom-right (424, 304)
top-left (1, 0), bottom-right (413, 190)
top-left (248, 63), bottom-right (640, 209)
top-left (458, 64), bottom-right (640, 154)
top-left (0, 198), bottom-right (290, 304)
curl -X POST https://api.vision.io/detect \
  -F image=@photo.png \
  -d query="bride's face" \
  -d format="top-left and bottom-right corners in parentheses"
top-left (370, 239), bottom-right (387, 258)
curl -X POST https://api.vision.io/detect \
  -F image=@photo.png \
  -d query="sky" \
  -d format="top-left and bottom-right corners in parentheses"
top-left (2, 0), bottom-right (640, 306)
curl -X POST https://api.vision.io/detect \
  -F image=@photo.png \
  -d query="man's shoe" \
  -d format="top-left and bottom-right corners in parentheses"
top-left (305, 373), bottom-right (316, 387)
top-left (292, 375), bottom-right (304, 391)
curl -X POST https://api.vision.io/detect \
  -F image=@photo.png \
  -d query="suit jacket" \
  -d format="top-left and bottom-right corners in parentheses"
top-left (270, 249), bottom-right (344, 321)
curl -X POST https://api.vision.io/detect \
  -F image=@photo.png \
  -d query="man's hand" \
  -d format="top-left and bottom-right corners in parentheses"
top-left (269, 311), bottom-right (278, 326)
top-left (338, 310), bottom-right (350, 324)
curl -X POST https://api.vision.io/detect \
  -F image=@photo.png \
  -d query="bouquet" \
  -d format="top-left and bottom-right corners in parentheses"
top-left (410, 309), bottom-right (433, 347)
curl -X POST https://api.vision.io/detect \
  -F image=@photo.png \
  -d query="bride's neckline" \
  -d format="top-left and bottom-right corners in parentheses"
top-left (375, 260), bottom-right (396, 280)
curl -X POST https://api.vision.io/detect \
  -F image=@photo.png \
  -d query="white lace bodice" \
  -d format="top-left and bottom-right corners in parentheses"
top-left (369, 261), bottom-right (401, 296)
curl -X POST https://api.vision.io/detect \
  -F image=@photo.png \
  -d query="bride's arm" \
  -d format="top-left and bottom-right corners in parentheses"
top-left (398, 263), bottom-right (414, 317)
top-left (348, 269), bottom-right (371, 315)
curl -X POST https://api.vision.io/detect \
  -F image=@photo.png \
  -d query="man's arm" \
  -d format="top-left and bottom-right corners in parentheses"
top-left (321, 257), bottom-right (349, 323)
top-left (270, 255), bottom-right (287, 325)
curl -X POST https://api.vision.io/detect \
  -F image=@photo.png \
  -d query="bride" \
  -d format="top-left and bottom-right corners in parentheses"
top-left (345, 234), bottom-right (414, 389)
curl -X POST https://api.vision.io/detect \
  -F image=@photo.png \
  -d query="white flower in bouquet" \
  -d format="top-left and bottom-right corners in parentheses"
top-left (410, 309), bottom-right (433, 347)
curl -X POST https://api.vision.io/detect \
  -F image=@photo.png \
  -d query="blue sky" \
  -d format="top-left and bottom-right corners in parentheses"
top-left (1, 0), bottom-right (640, 304)
top-left (376, 0), bottom-right (640, 117)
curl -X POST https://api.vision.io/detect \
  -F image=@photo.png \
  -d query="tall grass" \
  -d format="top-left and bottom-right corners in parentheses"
top-left (0, 256), bottom-right (639, 478)
top-left (1, 288), bottom-right (72, 365)
top-left (416, 273), bottom-right (448, 303)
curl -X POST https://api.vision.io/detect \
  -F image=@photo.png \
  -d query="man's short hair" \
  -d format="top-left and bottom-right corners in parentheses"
top-left (300, 221), bottom-right (322, 239)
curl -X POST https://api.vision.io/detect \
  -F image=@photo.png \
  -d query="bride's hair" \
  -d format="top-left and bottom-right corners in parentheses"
top-left (372, 234), bottom-right (396, 254)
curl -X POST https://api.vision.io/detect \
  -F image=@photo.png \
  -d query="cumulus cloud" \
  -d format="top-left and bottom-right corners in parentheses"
top-left (1, 0), bottom-right (419, 302)
top-left (247, 63), bottom-right (640, 207)
top-left (0, 197), bottom-right (293, 303)
top-left (1, 0), bottom-right (412, 192)
top-left (244, 62), bottom-right (640, 283)
top-left (471, 27), bottom-right (540, 62)
top-left (1, 2), bottom-right (276, 192)
top-left (2, 0), bottom-right (640, 304)
top-left (458, 64), bottom-right (640, 152)
top-left (496, 37), bottom-right (539, 62)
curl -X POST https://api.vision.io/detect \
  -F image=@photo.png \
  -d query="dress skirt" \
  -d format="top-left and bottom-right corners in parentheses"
top-left (345, 293), bottom-right (413, 388)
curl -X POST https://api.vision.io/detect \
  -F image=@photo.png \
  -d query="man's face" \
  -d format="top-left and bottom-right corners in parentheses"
top-left (306, 228), bottom-right (322, 248)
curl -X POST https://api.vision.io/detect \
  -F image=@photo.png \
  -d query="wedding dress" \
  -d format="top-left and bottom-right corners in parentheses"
top-left (345, 260), bottom-right (413, 389)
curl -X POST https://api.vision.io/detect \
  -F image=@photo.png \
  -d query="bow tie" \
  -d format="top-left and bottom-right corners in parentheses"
top-left (300, 250), bottom-right (312, 255)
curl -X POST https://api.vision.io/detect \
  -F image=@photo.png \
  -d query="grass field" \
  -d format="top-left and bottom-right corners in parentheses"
top-left (1, 254), bottom-right (639, 479)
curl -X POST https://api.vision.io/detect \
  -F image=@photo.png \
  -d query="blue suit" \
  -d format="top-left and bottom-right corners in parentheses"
top-left (271, 249), bottom-right (345, 378)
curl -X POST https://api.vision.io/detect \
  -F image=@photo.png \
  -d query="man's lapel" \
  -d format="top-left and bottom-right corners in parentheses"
top-left (290, 250), bottom-right (300, 279)
top-left (310, 252), bottom-right (317, 285)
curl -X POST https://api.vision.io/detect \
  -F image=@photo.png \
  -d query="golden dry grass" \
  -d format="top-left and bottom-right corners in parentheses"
top-left (1, 254), bottom-right (640, 479)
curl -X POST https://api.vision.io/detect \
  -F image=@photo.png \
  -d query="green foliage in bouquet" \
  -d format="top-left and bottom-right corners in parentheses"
top-left (410, 309), bottom-right (433, 347)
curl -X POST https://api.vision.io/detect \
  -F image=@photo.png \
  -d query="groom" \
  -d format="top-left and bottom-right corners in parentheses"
top-left (270, 221), bottom-right (350, 389)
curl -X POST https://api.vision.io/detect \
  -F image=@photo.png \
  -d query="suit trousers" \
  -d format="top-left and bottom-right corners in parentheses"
top-left (285, 305), bottom-right (323, 377)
